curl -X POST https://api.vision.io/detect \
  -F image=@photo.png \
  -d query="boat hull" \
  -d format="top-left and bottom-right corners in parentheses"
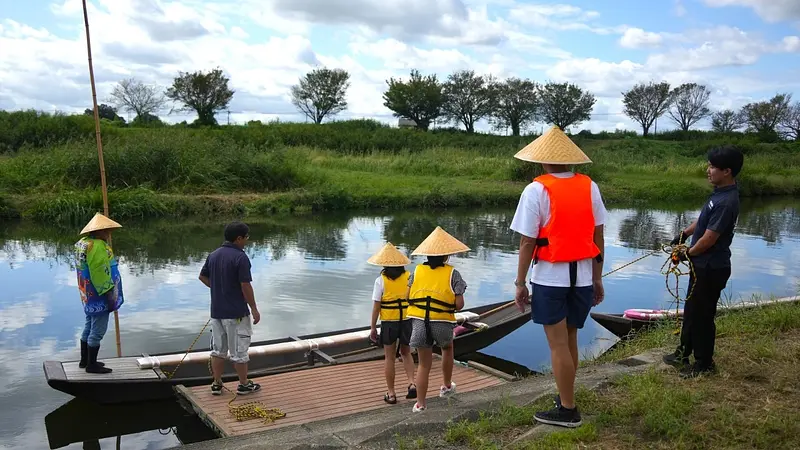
top-left (590, 312), bottom-right (662, 339)
top-left (44, 300), bottom-right (531, 404)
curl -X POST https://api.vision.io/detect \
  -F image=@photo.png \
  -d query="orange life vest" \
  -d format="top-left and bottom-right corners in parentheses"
top-left (532, 173), bottom-right (601, 264)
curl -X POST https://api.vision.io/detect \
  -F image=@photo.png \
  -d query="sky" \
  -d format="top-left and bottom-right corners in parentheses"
top-left (1, 0), bottom-right (799, 134)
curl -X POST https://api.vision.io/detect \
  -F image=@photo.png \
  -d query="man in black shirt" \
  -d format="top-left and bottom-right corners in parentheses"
top-left (199, 222), bottom-right (262, 395)
top-left (663, 145), bottom-right (744, 378)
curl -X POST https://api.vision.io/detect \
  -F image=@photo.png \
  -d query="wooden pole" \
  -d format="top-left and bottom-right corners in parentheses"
top-left (82, 0), bottom-right (121, 357)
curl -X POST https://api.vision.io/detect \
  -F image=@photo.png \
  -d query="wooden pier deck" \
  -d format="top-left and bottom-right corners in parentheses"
top-left (176, 356), bottom-right (508, 438)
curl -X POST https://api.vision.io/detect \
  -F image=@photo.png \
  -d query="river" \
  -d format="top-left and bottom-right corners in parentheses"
top-left (1, 197), bottom-right (799, 449)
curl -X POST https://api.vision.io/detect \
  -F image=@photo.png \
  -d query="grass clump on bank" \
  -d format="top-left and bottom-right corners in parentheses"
top-left (442, 298), bottom-right (800, 450)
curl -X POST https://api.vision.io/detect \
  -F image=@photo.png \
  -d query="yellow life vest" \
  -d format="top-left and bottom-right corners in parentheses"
top-left (406, 264), bottom-right (457, 323)
top-left (379, 271), bottom-right (410, 322)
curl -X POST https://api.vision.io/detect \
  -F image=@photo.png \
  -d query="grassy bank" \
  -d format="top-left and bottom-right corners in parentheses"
top-left (440, 298), bottom-right (800, 449)
top-left (1, 119), bottom-right (799, 224)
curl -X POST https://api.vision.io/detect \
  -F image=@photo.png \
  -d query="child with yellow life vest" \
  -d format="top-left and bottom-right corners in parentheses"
top-left (406, 227), bottom-right (470, 413)
top-left (367, 243), bottom-right (418, 404)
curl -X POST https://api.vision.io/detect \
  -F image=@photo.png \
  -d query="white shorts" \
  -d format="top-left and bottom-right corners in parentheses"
top-left (209, 316), bottom-right (252, 364)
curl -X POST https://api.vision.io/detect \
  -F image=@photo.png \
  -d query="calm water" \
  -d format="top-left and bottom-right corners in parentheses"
top-left (1, 198), bottom-right (799, 449)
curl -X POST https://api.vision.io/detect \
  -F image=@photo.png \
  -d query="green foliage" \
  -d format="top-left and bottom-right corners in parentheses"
top-left (0, 131), bottom-right (309, 193)
top-left (290, 67), bottom-right (351, 124)
top-left (165, 67), bottom-right (234, 126)
top-left (442, 69), bottom-right (497, 133)
top-left (622, 81), bottom-right (674, 136)
top-left (0, 110), bottom-right (121, 153)
top-left (537, 82), bottom-right (596, 130)
top-left (382, 69), bottom-right (445, 131)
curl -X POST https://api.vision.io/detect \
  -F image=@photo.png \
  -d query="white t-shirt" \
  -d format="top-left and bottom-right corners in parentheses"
top-left (509, 172), bottom-right (607, 288)
top-left (372, 275), bottom-right (384, 302)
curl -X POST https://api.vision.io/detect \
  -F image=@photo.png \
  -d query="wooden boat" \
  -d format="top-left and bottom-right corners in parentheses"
top-left (590, 312), bottom-right (670, 339)
top-left (592, 295), bottom-right (800, 339)
top-left (43, 299), bottom-right (531, 404)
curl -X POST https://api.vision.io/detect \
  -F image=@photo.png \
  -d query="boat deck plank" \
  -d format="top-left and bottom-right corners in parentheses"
top-left (62, 356), bottom-right (159, 381)
top-left (177, 356), bottom-right (506, 437)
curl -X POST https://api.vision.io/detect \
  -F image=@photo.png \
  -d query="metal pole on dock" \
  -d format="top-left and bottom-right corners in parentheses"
top-left (82, 0), bottom-right (122, 357)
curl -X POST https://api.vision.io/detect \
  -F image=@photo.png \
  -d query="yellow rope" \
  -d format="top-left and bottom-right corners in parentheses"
top-left (659, 232), bottom-right (696, 334)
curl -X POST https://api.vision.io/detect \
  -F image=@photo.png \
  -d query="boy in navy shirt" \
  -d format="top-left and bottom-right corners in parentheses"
top-left (664, 145), bottom-right (744, 378)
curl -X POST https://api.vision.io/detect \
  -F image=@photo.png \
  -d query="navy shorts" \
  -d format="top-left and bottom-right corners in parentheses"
top-left (531, 283), bottom-right (594, 329)
top-left (380, 319), bottom-right (412, 346)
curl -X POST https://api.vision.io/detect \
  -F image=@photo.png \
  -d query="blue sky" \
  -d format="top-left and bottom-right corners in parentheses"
top-left (1, 0), bottom-right (799, 133)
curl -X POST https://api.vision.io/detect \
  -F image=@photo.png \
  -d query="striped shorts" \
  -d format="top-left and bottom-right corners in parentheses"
top-left (409, 318), bottom-right (455, 349)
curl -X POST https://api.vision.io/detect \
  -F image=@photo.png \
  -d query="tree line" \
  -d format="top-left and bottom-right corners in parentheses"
top-left (91, 66), bottom-right (800, 141)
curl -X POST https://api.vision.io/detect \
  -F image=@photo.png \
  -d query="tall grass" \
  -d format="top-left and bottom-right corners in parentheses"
top-left (1, 111), bottom-right (799, 224)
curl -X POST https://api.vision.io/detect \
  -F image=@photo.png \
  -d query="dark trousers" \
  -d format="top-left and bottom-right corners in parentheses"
top-left (678, 266), bottom-right (731, 368)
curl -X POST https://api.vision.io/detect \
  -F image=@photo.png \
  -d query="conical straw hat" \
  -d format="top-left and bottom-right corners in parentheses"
top-left (411, 226), bottom-right (470, 257)
top-left (367, 242), bottom-right (411, 267)
top-left (514, 125), bottom-right (592, 165)
top-left (80, 213), bottom-right (122, 235)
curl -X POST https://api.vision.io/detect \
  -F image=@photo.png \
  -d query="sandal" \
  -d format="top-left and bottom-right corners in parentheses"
top-left (406, 384), bottom-right (417, 399)
top-left (384, 392), bottom-right (397, 404)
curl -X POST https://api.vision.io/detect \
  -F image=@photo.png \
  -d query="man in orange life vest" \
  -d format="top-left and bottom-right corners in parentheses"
top-left (510, 125), bottom-right (606, 428)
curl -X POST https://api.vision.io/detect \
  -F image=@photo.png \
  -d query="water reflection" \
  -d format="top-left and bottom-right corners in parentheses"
top-left (0, 199), bottom-right (798, 449)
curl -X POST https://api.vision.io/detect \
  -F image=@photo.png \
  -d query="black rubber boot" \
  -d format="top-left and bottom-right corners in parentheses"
top-left (79, 340), bottom-right (104, 368)
top-left (86, 345), bottom-right (112, 374)
top-left (79, 340), bottom-right (88, 368)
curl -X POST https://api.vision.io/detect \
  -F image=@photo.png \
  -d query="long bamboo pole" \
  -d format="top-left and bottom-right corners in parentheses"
top-left (82, 0), bottom-right (122, 357)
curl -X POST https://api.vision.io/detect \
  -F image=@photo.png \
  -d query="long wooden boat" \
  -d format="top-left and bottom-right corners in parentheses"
top-left (43, 299), bottom-right (531, 404)
top-left (592, 295), bottom-right (800, 339)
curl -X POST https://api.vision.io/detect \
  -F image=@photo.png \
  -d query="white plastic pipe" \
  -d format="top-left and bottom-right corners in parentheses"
top-left (136, 329), bottom-right (372, 369)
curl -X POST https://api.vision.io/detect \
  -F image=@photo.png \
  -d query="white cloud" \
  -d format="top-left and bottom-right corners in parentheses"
top-left (674, 0), bottom-right (688, 17)
top-left (619, 28), bottom-right (664, 49)
top-left (703, 0), bottom-right (800, 23)
top-left (507, 3), bottom-right (624, 34)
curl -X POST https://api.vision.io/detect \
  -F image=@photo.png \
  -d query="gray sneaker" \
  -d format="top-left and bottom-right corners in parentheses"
top-left (237, 380), bottom-right (261, 394)
top-left (211, 381), bottom-right (223, 396)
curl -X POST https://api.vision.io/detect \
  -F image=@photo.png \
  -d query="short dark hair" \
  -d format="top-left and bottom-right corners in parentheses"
top-left (707, 145), bottom-right (744, 177)
top-left (224, 221), bottom-right (249, 242)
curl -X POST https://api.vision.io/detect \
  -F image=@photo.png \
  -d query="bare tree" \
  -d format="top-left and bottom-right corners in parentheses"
top-left (668, 83), bottom-right (711, 131)
top-left (622, 81), bottom-right (673, 136)
top-left (108, 78), bottom-right (167, 120)
top-left (490, 78), bottom-right (538, 136)
top-left (710, 109), bottom-right (746, 133)
top-left (290, 67), bottom-right (351, 124)
top-left (441, 70), bottom-right (497, 133)
top-left (780, 102), bottom-right (800, 141)
top-left (740, 93), bottom-right (793, 135)
top-left (537, 82), bottom-right (595, 131)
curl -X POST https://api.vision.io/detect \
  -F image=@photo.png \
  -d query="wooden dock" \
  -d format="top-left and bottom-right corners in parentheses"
top-left (176, 356), bottom-right (508, 438)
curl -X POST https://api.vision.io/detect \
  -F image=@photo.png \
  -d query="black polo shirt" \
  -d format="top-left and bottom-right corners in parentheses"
top-left (689, 184), bottom-right (740, 269)
top-left (200, 242), bottom-right (252, 319)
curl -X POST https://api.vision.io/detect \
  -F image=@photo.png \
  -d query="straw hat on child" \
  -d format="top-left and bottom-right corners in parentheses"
top-left (80, 213), bottom-right (122, 235)
top-left (367, 242), bottom-right (411, 267)
top-left (411, 226), bottom-right (470, 257)
top-left (514, 125), bottom-right (592, 165)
